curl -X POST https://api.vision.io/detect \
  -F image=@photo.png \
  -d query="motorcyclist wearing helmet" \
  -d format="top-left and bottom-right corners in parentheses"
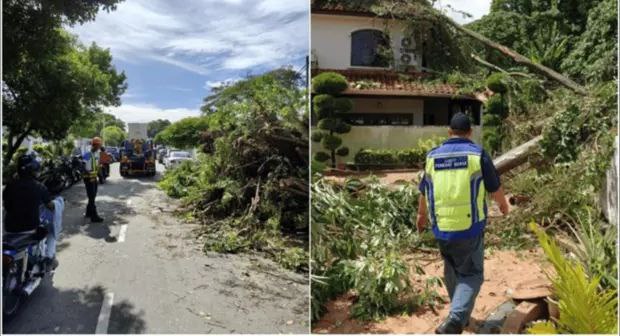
top-left (82, 137), bottom-right (104, 222)
top-left (2, 153), bottom-right (58, 268)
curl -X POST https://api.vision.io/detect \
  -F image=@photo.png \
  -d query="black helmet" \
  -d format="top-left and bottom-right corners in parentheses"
top-left (17, 153), bottom-right (42, 177)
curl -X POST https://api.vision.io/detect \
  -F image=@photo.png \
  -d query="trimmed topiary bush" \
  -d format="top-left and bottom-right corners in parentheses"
top-left (312, 72), bottom-right (348, 95)
top-left (312, 72), bottom-right (353, 168)
top-left (334, 97), bottom-right (353, 113)
top-left (336, 146), bottom-right (349, 157)
top-left (314, 151), bottom-right (330, 162)
top-left (313, 94), bottom-right (335, 118)
top-left (311, 130), bottom-right (328, 143)
top-left (321, 134), bottom-right (343, 151)
top-left (317, 118), bottom-right (338, 132)
top-left (333, 121), bottom-right (352, 134)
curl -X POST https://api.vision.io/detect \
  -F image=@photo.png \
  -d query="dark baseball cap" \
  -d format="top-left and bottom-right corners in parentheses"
top-left (450, 112), bottom-right (472, 132)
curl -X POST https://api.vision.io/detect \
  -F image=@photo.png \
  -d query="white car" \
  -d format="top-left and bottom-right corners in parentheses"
top-left (163, 151), bottom-right (192, 168)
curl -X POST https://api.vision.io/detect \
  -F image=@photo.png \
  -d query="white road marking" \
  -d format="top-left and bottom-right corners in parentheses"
top-left (95, 292), bottom-right (114, 334)
top-left (118, 224), bottom-right (128, 243)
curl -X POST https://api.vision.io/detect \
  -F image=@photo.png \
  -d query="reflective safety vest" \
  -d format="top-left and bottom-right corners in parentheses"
top-left (82, 151), bottom-right (100, 179)
top-left (422, 140), bottom-right (487, 240)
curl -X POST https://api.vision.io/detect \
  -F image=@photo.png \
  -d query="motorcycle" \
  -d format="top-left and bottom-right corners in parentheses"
top-left (70, 155), bottom-right (83, 183)
top-left (2, 205), bottom-right (56, 319)
top-left (58, 156), bottom-right (78, 188)
top-left (38, 160), bottom-right (69, 195)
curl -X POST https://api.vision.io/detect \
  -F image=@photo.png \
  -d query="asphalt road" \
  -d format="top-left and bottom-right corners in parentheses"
top-left (2, 162), bottom-right (308, 334)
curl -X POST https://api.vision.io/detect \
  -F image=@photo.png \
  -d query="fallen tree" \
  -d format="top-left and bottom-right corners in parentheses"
top-left (373, 0), bottom-right (593, 173)
top-left (493, 135), bottom-right (543, 175)
top-left (158, 69), bottom-right (309, 271)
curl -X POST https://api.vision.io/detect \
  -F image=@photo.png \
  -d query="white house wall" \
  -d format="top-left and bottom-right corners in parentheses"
top-left (311, 14), bottom-right (420, 70)
top-left (351, 97), bottom-right (424, 126)
top-left (312, 126), bottom-right (482, 163)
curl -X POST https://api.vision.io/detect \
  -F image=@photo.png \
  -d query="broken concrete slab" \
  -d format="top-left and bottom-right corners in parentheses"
top-left (502, 300), bottom-right (547, 333)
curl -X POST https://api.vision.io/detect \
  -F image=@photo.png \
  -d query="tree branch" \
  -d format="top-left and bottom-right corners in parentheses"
top-left (445, 18), bottom-right (587, 95)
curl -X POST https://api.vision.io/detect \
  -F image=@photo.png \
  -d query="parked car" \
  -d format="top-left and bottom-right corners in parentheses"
top-left (163, 151), bottom-right (192, 168)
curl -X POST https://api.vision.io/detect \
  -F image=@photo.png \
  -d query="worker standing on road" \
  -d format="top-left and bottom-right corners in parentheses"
top-left (82, 137), bottom-right (104, 223)
top-left (416, 112), bottom-right (510, 334)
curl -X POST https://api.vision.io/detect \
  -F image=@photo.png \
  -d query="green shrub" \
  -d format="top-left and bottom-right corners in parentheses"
top-left (527, 223), bottom-right (618, 334)
top-left (314, 151), bottom-right (330, 162)
top-left (313, 94), bottom-right (335, 118)
top-left (335, 146), bottom-right (349, 157)
top-left (317, 118), bottom-right (337, 132)
top-left (311, 130), bottom-right (328, 143)
top-left (333, 97), bottom-right (353, 113)
top-left (312, 72), bottom-right (348, 95)
top-left (353, 137), bottom-right (444, 167)
top-left (275, 247), bottom-right (308, 271)
top-left (333, 120), bottom-right (351, 133)
top-left (482, 113), bottom-right (501, 126)
top-left (354, 149), bottom-right (398, 165)
top-left (486, 72), bottom-right (509, 94)
top-left (321, 134), bottom-right (342, 151)
top-left (33, 144), bottom-right (54, 160)
top-left (485, 94), bottom-right (508, 117)
top-left (416, 136), bottom-right (445, 153)
top-left (483, 126), bottom-right (502, 154)
top-left (540, 105), bottom-right (581, 163)
top-left (396, 148), bottom-right (425, 166)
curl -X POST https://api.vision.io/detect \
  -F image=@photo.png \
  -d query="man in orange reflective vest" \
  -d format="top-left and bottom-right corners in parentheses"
top-left (82, 137), bottom-right (104, 222)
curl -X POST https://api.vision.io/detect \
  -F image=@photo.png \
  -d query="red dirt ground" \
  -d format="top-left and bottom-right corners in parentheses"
top-left (312, 248), bottom-right (548, 334)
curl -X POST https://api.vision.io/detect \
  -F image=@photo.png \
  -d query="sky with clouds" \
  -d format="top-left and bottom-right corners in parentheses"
top-left (69, 0), bottom-right (489, 124)
top-left (69, 0), bottom-right (309, 124)
top-left (435, 0), bottom-right (491, 24)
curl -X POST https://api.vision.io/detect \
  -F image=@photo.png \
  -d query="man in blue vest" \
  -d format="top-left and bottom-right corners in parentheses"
top-left (417, 112), bottom-right (510, 334)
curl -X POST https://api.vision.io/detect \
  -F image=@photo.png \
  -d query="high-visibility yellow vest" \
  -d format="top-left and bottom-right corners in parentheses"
top-left (422, 141), bottom-right (487, 240)
top-left (83, 151), bottom-right (100, 179)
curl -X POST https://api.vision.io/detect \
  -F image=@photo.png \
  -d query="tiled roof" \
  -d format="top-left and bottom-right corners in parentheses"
top-left (312, 68), bottom-right (478, 100)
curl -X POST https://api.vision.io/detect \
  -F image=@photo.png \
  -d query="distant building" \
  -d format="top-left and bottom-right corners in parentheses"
top-left (311, 1), bottom-right (483, 162)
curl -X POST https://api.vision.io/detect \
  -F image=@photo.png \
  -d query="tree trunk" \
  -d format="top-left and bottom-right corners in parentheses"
top-left (436, 13), bottom-right (585, 173)
top-left (3, 130), bottom-right (30, 167)
top-left (493, 135), bottom-right (543, 175)
top-left (442, 15), bottom-right (587, 95)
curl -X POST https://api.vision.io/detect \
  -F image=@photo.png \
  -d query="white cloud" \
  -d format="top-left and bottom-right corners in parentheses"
top-left (204, 77), bottom-right (242, 91)
top-left (105, 103), bottom-right (201, 123)
top-left (69, 0), bottom-right (309, 75)
top-left (257, 0), bottom-right (308, 13)
top-left (433, 0), bottom-right (491, 24)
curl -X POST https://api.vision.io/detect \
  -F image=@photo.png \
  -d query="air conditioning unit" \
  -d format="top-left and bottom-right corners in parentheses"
top-left (399, 37), bottom-right (418, 69)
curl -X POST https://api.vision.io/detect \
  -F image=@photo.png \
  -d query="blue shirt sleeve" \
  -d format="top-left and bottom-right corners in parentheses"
top-left (418, 173), bottom-right (427, 196)
top-left (480, 150), bottom-right (501, 193)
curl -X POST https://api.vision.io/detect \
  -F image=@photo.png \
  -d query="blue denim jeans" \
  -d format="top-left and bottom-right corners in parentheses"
top-left (437, 234), bottom-right (484, 327)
